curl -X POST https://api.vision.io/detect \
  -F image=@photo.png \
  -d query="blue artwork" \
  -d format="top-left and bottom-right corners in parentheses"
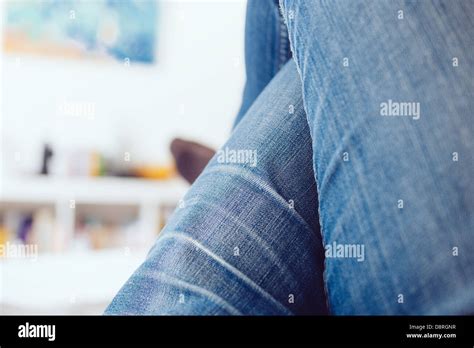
top-left (4, 0), bottom-right (158, 64)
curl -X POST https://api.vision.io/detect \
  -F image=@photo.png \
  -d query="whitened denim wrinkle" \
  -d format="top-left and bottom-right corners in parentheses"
top-left (166, 198), bottom-right (304, 291)
top-left (137, 271), bottom-right (243, 315)
top-left (157, 233), bottom-right (292, 315)
top-left (202, 165), bottom-right (312, 231)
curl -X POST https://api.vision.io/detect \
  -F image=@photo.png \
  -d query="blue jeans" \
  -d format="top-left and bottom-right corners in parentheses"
top-left (234, 0), bottom-right (292, 126)
top-left (106, 0), bottom-right (474, 315)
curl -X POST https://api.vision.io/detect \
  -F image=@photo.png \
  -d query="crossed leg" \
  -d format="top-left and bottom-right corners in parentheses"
top-left (106, 60), bottom-right (328, 315)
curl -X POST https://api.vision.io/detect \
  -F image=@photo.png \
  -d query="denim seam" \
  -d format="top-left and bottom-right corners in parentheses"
top-left (159, 232), bottom-right (293, 315)
top-left (280, 0), bottom-right (332, 314)
top-left (278, 11), bottom-right (289, 70)
top-left (275, 0), bottom-right (290, 72)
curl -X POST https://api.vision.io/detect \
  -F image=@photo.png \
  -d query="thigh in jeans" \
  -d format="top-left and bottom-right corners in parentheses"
top-left (105, 60), bottom-right (328, 315)
top-left (280, 0), bottom-right (474, 314)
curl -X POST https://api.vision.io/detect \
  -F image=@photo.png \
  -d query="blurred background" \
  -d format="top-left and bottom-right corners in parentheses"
top-left (0, 0), bottom-right (246, 314)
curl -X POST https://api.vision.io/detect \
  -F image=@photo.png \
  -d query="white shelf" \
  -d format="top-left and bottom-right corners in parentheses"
top-left (0, 175), bottom-right (190, 246)
top-left (0, 175), bottom-right (189, 205)
top-left (0, 177), bottom-right (189, 314)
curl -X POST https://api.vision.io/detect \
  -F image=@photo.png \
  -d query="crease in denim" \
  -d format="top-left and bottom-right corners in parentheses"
top-left (137, 270), bottom-right (243, 315)
top-left (157, 232), bottom-right (293, 315)
top-left (174, 198), bottom-right (304, 291)
top-left (203, 164), bottom-right (312, 232)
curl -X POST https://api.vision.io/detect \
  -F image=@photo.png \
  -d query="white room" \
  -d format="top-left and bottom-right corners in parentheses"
top-left (0, 0), bottom-right (247, 314)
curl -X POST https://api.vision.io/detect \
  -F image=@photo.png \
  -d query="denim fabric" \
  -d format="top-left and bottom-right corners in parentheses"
top-left (105, 60), bottom-right (328, 315)
top-left (233, 0), bottom-right (292, 126)
top-left (105, 0), bottom-right (327, 315)
top-left (107, 0), bottom-right (474, 315)
top-left (280, 0), bottom-right (474, 314)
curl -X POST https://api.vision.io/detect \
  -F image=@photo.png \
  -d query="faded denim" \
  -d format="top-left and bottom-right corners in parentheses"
top-left (106, 0), bottom-right (474, 315)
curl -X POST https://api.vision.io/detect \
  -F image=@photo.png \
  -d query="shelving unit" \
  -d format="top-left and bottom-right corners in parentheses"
top-left (0, 175), bottom-right (189, 245)
top-left (0, 175), bottom-right (189, 313)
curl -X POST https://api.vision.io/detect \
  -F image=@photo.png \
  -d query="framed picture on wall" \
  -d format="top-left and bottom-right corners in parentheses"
top-left (3, 0), bottom-right (158, 64)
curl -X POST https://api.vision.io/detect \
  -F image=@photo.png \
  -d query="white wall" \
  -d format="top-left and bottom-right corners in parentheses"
top-left (1, 0), bottom-right (247, 175)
